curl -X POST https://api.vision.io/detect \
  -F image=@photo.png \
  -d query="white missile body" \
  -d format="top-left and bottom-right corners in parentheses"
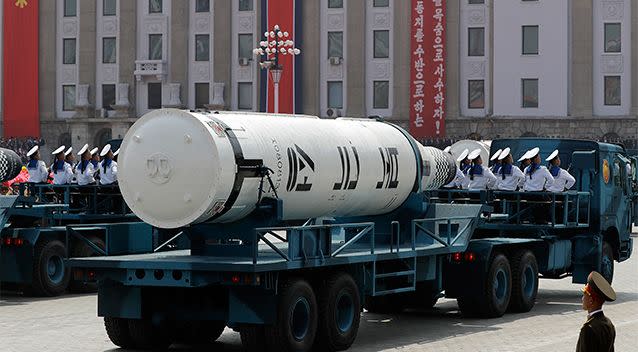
top-left (118, 109), bottom-right (455, 229)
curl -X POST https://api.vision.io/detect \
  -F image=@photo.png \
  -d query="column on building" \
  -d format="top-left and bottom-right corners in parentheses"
top-left (135, 0), bottom-right (171, 116)
top-left (593, 0), bottom-right (631, 116)
top-left (115, 0), bottom-right (136, 118)
top-left (56, 0), bottom-right (80, 119)
top-left (365, 0), bottom-right (393, 117)
top-left (231, 0), bottom-right (258, 111)
top-left (493, 0), bottom-right (569, 117)
top-left (319, 0), bottom-right (347, 118)
top-left (188, 0), bottom-right (214, 110)
top-left (460, 0), bottom-right (490, 117)
top-left (96, 0), bottom-right (120, 118)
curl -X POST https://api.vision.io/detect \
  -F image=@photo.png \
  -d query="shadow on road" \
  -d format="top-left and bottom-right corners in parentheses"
top-left (0, 289), bottom-right (95, 306)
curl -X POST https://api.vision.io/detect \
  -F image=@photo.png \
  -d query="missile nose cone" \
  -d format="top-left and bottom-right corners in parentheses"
top-left (0, 148), bottom-right (23, 182)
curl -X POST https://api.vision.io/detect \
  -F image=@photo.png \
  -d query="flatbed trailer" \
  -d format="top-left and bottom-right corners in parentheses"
top-left (69, 138), bottom-right (635, 351)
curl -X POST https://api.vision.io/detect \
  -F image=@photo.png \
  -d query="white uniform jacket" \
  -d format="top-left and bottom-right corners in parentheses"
top-left (27, 160), bottom-right (49, 183)
top-left (75, 161), bottom-right (96, 186)
top-left (522, 165), bottom-right (554, 192)
top-left (50, 161), bottom-right (74, 185)
top-left (495, 164), bottom-right (526, 191)
top-left (546, 167), bottom-right (576, 192)
top-left (468, 165), bottom-right (497, 190)
top-left (99, 160), bottom-right (118, 185)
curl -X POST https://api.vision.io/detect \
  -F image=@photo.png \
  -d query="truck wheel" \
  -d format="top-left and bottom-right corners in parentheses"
top-left (601, 241), bottom-right (614, 284)
top-left (265, 278), bottom-right (318, 352)
top-left (68, 236), bottom-right (105, 293)
top-left (104, 317), bottom-right (134, 349)
top-left (509, 250), bottom-right (538, 312)
top-left (174, 320), bottom-right (226, 345)
top-left (128, 319), bottom-right (171, 350)
top-left (31, 239), bottom-right (70, 296)
top-left (316, 273), bottom-right (361, 351)
top-left (462, 252), bottom-right (511, 318)
top-left (239, 324), bottom-right (266, 351)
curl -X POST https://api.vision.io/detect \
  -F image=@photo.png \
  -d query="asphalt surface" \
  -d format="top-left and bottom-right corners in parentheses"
top-left (1, 239), bottom-right (636, 352)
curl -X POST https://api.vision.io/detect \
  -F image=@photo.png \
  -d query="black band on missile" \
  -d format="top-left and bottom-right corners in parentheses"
top-left (0, 148), bottom-right (22, 183)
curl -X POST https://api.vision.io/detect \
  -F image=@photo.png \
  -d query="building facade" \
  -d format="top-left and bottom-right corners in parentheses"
top-left (1, 0), bottom-right (637, 155)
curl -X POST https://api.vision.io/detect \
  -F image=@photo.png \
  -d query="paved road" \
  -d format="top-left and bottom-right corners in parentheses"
top-left (1, 239), bottom-right (636, 352)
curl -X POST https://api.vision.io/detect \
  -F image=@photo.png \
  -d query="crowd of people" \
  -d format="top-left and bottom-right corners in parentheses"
top-left (0, 137), bottom-right (44, 163)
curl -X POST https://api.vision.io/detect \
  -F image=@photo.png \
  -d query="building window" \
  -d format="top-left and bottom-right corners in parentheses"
top-left (149, 0), bottom-right (162, 14)
top-left (238, 34), bottom-right (253, 59)
top-left (238, 82), bottom-right (253, 110)
top-left (522, 25), bottom-right (539, 55)
top-left (328, 0), bottom-right (343, 8)
top-left (373, 30), bottom-right (390, 58)
top-left (328, 81), bottom-right (343, 109)
top-left (64, 0), bottom-right (77, 17)
top-left (373, 81), bottom-right (389, 109)
top-left (196, 0), bottom-right (210, 13)
top-left (63, 39), bottom-right (76, 64)
top-left (468, 28), bottom-right (484, 57)
top-left (374, 0), bottom-right (389, 7)
top-left (149, 34), bottom-right (163, 60)
top-left (195, 83), bottom-right (209, 108)
top-left (103, 0), bottom-right (116, 16)
top-left (63, 85), bottom-right (76, 111)
top-left (522, 79), bottom-right (539, 108)
top-left (148, 83), bottom-right (162, 109)
top-left (468, 80), bottom-right (485, 109)
top-left (604, 76), bottom-right (621, 106)
top-left (328, 32), bottom-right (343, 59)
top-left (103, 37), bottom-right (117, 64)
top-left (604, 23), bottom-right (621, 53)
top-left (195, 35), bottom-right (210, 61)
top-left (102, 84), bottom-right (116, 111)
top-left (239, 0), bottom-right (253, 11)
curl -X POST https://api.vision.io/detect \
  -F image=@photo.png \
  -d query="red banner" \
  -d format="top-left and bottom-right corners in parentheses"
top-left (265, 0), bottom-right (296, 113)
top-left (409, 0), bottom-right (446, 138)
top-left (3, 0), bottom-right (40, 138)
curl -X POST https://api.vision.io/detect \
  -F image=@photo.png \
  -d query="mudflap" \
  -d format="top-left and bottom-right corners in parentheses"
top-left (98, 280), bottom-right (142, 319)
top-left (571, 235), bottom-right (602, 284)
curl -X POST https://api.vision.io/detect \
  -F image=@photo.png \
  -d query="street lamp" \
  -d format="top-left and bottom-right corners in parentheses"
top-left (253, 24), bottom-right (301, 114)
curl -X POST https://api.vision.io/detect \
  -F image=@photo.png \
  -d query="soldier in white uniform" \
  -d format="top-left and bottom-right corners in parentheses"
top-left (467, 148), bottom-right (497, 190)
top-left (75, 144), bottom-right (96, 186)
top-left (545, 150), bottom-right (576, 192)
top-left (495, 148), bottom-right (526, 191)
top-left (50, 145), bottom-right (74, 185)
top-left (64, 147), bottom-right (77, 184)
top-left (98, 144), bottom-right (118, 185)
top-left (26, 146), bottom-right (48, 183)
top-left (490, 149), bottom-right (503, 175)
top-left (523, 147), bottom-right (555, 192)
top-left (518, 150), bottom-right (532, 172)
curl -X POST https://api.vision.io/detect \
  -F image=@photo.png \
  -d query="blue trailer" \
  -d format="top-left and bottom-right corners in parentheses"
top-left (69, 138), bottom-right (634, 351)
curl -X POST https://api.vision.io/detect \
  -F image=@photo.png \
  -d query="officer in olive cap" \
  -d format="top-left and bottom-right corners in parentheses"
top-left (576, 271), bottom-right (616, 352)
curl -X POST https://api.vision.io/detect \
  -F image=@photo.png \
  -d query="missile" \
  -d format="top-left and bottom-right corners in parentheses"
top-left (118, 109), bottom-right (456, 229)
top-left (0, 148), bottom-right (24, 183)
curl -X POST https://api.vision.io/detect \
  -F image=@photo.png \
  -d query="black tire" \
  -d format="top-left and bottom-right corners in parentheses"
top-left (104, 317), bottom-right (135, 349)
top-left (30, 239), bottom-right (69, 296)
top-left (265, 278), bottom-right (318, 352)
top-left (462, 252), bottom-right (511, 318)
top-left (174, 320), bottom-right (226, 345)
top-left (128, 318), bottom-right (171, 350)
top-left (509, 250), bottom-right (539, 313)
top-left (364, 295), bottom-right (406, 314)
top-left (601, 241), bottom-right (614, 284)
top-left (316, 273), bottom-right (361, 351)
top-left (239, 324), bottom-right (267, 352)
top-left (68, 236), bottom-right (105, 293)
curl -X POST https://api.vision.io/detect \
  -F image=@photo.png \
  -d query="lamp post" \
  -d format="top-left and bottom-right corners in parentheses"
top-left (253, 24), bottom-right (301, 114)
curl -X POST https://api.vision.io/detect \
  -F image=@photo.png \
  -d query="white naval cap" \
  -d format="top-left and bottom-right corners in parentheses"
top-left (100, 144), bottom-right (112, 157)
top-left (490, 149), bottom-right (503, 161)
top-left (77, 144), bottom-right (89, 156)
top-left (113, 149), bottom-right (120, 157)
top-left (498, 147), bottom-right (511, 161)
top-left (456, 148), bottom-right (470, 162)
top-left (468, 148), bottom-right (482, 160)
top-left (526, 147), bottom-right (540, 159)
top-left (90, 147), bottom-right (99, 156)
top-left (27, 145), bottom-right (39, 157)
top-left (443, 146), bottom-right (451, 153)
top-left (52, 145), bottom-right (66, 155)
top-left (64, 147), bottom-right (73, 156)
top-left (546, 149), bottom-right (559, 162)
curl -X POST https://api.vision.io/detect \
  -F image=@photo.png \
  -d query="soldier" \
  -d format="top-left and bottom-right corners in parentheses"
top-left (64, 147), bottom-right (77, 184)
top-left (518, 150), bottom-right (532, 171)
top-left (90, 147), bottom-right (100, 168)
top-left (576, 271), bottom-right (616, 352)
top-left (467, 148), bottom-right (497, 190)
top-left (50, 145), bottom-right (73, 185)
top-left (545, 149), bottom-right (576, 192)
top-left (495, 147), bottom-right (525, 191)
top-left (98, 144), bottom-right (118, 185)
top-left (26, 146), bottom-right (48, 183)
top-left (113, 148), bottom-right (120, 163)
top-left (75, 144), bottom-right (96, 186)
top-left (522, 147), bottom-right (554, 192)
top-left (490, 148), bottom-right (503, 174)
